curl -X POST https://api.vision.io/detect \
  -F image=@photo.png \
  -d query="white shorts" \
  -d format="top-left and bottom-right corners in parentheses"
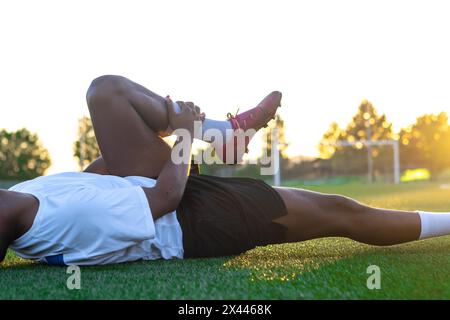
top-left (9, 172), bottom-right (183, 265)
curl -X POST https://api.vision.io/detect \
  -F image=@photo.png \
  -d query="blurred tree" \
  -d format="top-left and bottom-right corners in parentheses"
top-left (399, 112), bottom-right (450, 179)
top-left (318, 122), bottom-right (343, 159)
top-left (0, 128), bottom-right (51, 180)
top-left (319, 100), bottom-right (394, 179)
top-left (73, 116), bottom-right (100, 171)
top-left (343, 99), bottom-right (393, 142)
top-left (262, 114), bottom-right (288, 158)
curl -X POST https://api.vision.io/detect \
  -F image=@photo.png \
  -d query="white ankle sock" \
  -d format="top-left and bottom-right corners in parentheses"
top-left (417, 211), bottom-right (450, 239)
top-left (169, 101), bottom-right (232, 144)
top-left (201, 119), bottom-right (232, 143)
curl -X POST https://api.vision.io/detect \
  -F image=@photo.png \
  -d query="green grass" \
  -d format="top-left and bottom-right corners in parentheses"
top-left (1, 182), bottom-right (450, 299)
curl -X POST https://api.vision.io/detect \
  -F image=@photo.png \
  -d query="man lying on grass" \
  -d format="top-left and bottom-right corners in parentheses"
top-left (1, 75), bottom-right (450, 265)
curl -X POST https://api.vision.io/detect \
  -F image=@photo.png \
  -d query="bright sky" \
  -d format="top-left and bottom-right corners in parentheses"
top-left (1, 0), bottom-right (449, 174)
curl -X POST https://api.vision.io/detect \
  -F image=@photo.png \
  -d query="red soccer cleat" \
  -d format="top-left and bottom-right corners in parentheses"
top-left (216, 91), bottom-right (282, 164)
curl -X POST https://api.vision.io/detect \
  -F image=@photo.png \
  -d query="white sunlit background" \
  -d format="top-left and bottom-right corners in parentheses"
top-left (1, 0), bottom-right (449, 174)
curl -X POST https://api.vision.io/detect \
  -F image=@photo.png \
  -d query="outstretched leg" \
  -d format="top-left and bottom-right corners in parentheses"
top-left (273, 187), bottom-right (422, 246)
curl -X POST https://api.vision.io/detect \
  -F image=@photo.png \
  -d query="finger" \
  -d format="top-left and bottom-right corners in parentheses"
top-left (166, 96), bottom-right (176, 117)
top-left (176, 101), bottom-right (187, 112)
top-left (185, 102), bottom-right (195, 110)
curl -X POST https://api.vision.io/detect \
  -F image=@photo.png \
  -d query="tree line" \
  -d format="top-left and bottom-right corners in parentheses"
top-left (318, 100), bottom-right (450, 180)
top-left (0, 128), bottom-right (51, 180)
top-left (0, 102), bottom-right (448, 181)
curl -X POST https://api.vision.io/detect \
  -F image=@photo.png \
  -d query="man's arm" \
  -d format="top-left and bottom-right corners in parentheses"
top-left (142, 98), bottom-right (200, 220)
top-left (143, 135), bottom-right (193, 220)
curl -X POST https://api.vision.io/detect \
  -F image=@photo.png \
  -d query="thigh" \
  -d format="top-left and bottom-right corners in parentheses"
top-left (272, 187), bottom-right (348, 242)
top-left (87, 82), bottom-right (171, 178)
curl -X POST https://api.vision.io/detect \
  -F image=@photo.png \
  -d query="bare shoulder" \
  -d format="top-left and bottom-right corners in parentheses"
top-left (0, 216), bottom-right (11, 263)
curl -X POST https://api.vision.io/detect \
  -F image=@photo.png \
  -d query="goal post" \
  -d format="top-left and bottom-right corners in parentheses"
top-left (272, 130), bottom-right (281, 186)
top-left (324, 139), bottom-right (401, 184)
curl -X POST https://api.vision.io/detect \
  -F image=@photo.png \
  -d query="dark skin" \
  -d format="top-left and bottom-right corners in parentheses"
top-left (83, 75), bottom-right (420, 247)
top-left (143, 97), bottom-right (200, 219)
top-left (0, 90), bottom-right (200, 262)
top-left (0, 75), bottom-right (421, 264)
top-left (0, 190), bottom-right (39, 262)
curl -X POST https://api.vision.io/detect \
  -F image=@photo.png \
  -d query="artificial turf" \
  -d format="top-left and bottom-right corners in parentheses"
top-left (1, 182), bottom-right (449, 299)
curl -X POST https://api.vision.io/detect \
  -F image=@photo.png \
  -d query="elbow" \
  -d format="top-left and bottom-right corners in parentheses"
top-left (163, 187), bottom-right (184, 212)
top-left (164, 191), bottom-right (183, 213)
top-left (143, 186), bottom-right (183, 220)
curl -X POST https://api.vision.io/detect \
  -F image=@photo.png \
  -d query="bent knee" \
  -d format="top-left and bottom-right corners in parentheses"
top-left (86, 75), bottom-right (128, 106)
